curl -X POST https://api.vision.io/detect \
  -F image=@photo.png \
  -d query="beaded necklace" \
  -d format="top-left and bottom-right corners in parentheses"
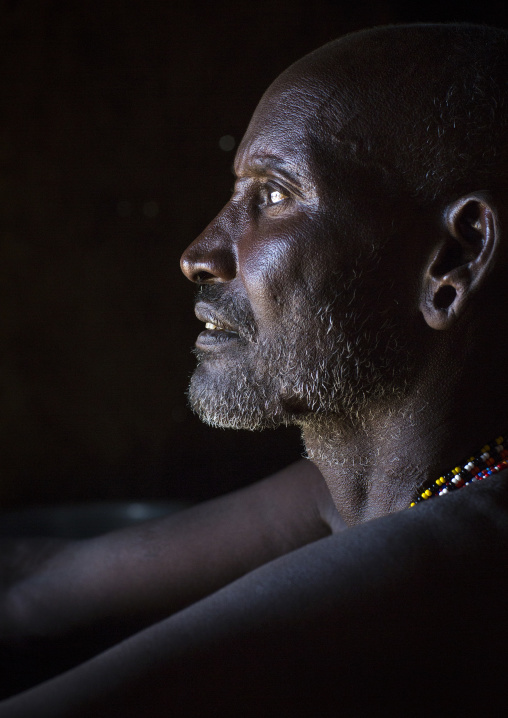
top-left (410, 435), bottom-right (508, 507)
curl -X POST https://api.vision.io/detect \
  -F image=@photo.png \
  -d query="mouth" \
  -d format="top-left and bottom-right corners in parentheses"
top-left (195, 303), bottom-right (242, 349)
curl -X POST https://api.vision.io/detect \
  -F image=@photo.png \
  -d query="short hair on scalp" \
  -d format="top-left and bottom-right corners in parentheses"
top-left (307, 24), bottom-right (508, 204)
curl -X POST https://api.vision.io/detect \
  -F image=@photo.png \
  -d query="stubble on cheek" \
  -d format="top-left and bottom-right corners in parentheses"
top-left (187, 258), bottom-right (416, 432)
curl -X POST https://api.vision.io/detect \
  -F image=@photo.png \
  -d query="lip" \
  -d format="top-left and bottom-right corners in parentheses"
top-left (194, 302), bottom-right (241, 350)
top-left (195, 328), bottom-right (241, 349)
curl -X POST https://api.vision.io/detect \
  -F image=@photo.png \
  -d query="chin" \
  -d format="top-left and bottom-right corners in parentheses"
top-left (187, 361), bottom-right (290, 431)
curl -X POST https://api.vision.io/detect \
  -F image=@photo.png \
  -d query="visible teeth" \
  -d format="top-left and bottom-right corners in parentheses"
top-left (205, 322), bottom-right (220, 330)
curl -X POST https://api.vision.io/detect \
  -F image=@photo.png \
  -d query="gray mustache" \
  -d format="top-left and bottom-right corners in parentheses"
top-left (196, 285), bottom-right (257, 340)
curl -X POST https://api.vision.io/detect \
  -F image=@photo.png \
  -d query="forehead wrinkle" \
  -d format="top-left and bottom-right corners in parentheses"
top-left (239, 155), bottom-right (308, 182)
top-left (235, 73), bottom-right (325, 159)
top-left (234, 150), bottom-right (315, 198)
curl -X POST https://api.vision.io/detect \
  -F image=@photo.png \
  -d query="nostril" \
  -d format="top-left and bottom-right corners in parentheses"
top-left (194, 270), bottom-right (216, 284)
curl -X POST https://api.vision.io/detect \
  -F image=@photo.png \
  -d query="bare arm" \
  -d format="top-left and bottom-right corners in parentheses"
top-left (2, 473), bottom-right (508, 717)
top-left (2, 459), bottom-right (341, 643)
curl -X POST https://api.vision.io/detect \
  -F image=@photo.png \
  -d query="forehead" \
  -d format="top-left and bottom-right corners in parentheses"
top-left (234, 71), bottom-right (331, 181)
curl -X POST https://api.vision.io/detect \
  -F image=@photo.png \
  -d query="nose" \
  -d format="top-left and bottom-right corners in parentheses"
top-left (180, 212), bottom-right (237, 284)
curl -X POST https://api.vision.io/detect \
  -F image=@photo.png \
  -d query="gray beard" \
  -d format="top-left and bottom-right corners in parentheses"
top-left (187, 275), bottom-right (413, 433)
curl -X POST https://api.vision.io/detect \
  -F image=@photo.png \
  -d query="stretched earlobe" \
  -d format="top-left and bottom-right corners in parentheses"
top-left (420, 194), bottom-right (499, 330)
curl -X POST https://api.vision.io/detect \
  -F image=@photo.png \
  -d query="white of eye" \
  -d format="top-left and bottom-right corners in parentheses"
top-left (269, 189), bottom-right (286, 204)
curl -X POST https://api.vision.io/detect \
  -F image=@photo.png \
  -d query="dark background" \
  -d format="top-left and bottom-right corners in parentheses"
top-left (0, 0), bottom-right (507, 509)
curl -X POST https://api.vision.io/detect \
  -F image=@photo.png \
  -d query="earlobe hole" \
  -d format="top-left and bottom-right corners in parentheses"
top-left (434, 285), bottom-right (456, 309)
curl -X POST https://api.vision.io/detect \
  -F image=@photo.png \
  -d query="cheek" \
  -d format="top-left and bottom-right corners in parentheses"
top-left (238, 227), bottom-right (324, 321)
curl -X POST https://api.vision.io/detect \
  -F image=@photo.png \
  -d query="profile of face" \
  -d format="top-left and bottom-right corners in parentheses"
top-left (180, 44), bottom-right (424, 432)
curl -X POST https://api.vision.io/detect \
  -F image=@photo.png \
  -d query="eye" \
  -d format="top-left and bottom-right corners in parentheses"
top-left (269, 188), bottom-right (286, 205)
top-left (258, 182), bottom-right (290, 209)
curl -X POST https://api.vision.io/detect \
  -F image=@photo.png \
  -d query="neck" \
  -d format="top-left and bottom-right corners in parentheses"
top-left (301, 358), bottom-right (508, 526)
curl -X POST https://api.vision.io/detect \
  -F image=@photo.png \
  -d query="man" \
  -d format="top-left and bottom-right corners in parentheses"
top-left (1, 22), bottom-right (508, 716)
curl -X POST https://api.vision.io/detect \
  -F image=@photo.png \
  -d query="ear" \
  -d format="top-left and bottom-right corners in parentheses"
top-left (420, 194), bottom-right (499, 330)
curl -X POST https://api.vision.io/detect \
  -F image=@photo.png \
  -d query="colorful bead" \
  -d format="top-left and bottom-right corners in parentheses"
top-left (410, 435), bottom-right (508, 507)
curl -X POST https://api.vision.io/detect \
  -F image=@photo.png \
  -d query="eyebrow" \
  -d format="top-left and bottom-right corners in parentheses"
top-left (233, 154), bottom-right (308, 188)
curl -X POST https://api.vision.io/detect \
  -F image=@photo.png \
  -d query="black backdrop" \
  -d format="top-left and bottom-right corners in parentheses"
top-left (1, 0), bottom-right (507, 508)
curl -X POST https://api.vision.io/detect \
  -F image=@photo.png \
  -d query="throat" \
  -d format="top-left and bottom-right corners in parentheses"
top-left (301, 420), bottom-right (376, 525)
top-left (300, 415), bottom-right (426, 525)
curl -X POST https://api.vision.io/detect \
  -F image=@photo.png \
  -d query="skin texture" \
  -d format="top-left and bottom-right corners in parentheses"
top-left (2, 23), bottom-right (508, 716)
top-left (183, 24), bottom-right (508, 525)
